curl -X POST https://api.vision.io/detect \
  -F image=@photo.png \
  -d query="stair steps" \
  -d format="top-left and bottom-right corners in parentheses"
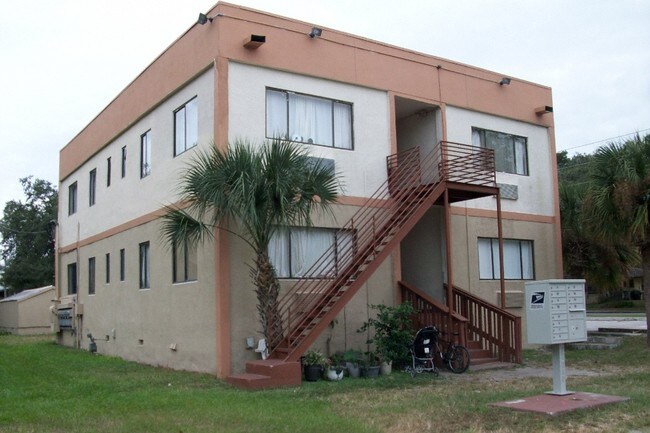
top-left (466, 339), bottom-right (499, 366)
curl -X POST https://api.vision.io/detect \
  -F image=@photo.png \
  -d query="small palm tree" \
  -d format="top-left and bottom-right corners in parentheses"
top-left (585, 134), bottom-right (650, 346)
top-left (161, 138), bottom-right (340, 342)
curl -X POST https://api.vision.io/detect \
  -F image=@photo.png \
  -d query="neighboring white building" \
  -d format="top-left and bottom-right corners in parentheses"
top-left (56, 2), bottom-right (561, 388)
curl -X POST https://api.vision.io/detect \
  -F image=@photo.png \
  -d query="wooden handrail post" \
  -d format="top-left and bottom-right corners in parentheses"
top-left (495, 189), bottom-right (512, 360)
top-left (444, 188), bottom-right (454, 334)
top-left (496, 189), bottom-right (506, 309)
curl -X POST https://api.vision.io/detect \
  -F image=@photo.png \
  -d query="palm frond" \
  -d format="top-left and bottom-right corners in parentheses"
top-left (161, 137), bottom-right (341, 254)
top-left (159, 206), bottom-right (213, 251)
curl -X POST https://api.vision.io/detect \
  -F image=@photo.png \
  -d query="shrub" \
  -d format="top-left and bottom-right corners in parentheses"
top-left (358, 303), bottom-right (415, 366)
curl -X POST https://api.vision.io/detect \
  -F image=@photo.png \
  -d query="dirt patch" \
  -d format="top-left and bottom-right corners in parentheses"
top-left (474, 366), bottom-right (601, 382)
top-left (436, 364), bottom-right (605, 384)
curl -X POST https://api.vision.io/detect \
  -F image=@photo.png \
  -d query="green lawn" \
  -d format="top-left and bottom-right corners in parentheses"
top-left (1, 334), bottom-right (650, 433)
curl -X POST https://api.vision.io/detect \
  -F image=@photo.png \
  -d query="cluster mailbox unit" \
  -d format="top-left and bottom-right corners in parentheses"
top-left (525, 279), bottom-right (587, 395)
top-left (526, 279), bottom-right (587, 344)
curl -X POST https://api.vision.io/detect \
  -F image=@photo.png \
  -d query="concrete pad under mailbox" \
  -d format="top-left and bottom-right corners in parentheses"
top-left (491, 392), bottom-right (629, 416)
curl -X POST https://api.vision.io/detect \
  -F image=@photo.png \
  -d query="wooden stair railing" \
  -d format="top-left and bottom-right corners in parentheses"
top-left (450, 284), bottom-right (522, 363)
top-left (266, 142), bottom-right (496, 362)
top-left (399, 280), bottom-right (468, 346)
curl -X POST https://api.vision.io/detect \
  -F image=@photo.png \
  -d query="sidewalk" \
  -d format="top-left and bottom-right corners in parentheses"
top-left (586, 315), bottom-right (647, 332)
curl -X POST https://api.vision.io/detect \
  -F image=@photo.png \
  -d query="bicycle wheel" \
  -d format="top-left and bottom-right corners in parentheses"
top-left (446, 345), bottom-right (470, 374)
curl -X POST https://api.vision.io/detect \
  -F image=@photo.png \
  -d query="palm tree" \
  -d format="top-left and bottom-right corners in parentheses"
top-left (161, 139), bottom-right (340, 342)
top-left (585, 134), bottom-right (650, 345)
top-left (560, 182), bottom-right (638, 291)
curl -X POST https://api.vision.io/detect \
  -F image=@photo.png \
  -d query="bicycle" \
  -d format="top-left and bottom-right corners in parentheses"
top-left (437, 330), bottom-right (470, 374)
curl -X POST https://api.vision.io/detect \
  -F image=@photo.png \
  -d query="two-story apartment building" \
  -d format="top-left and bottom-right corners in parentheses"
top-left (56, 2), bottom-right (561, 388)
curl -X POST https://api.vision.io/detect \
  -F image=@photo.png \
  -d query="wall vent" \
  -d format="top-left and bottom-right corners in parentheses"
top-left (498, 183), bottom-right (518, 200)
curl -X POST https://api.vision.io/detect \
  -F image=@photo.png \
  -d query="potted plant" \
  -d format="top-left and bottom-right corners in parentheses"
top-left (303, 349), bottom-right (326, 382)
top-left (343, 349), bottom-right (363, 378)
top-left (361, 351), bottom-right (380, 378)
top-left (325, 358), bottom-right (345, 381)
top-left (358, 303), bottom-right (415, 374)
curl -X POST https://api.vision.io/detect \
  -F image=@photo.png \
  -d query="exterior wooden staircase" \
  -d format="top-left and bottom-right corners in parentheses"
top-left (400, 280), bottom-right (522, 368)
top-left (227, 142), bottom-right (501, 389)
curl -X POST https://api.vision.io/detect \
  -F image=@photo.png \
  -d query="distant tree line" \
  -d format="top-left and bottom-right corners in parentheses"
top-left (0, 177), bottom-right (57, 296)
top-left (558, 134), bottom-right (650, 346)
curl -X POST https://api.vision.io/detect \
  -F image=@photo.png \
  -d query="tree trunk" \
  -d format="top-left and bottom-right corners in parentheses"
top-left (252, 251), bottom-right (283, 345)
top-left (643, 246), bottom-right (650, 347)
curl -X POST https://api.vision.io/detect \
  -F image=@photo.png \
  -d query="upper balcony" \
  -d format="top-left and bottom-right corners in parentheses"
top-left (387, 140), bottom-right (497, 204)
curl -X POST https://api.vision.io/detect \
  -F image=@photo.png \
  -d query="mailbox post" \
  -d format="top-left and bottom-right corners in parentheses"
top-left (525, 279), bottom-right (587, 395)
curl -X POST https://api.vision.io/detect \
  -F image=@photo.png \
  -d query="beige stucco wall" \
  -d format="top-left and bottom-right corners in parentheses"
top-left (451, 215), bottom-right (559, 297)
top-left (55, 68), bottom-right (218, 373)
top-left (400, 207), bottom-right (446, 300)
top-left (58, 68), bottom-right (215, 248)
top-left (227, 62), bottom-right (391, 199)
top-left (54, 3), bottom-right (560, 375)
top-left (227, 202), bottom-right (397, 374)
top-left (445, 105), bottom-right (555, 217)
top-left (225, 62), bottom-right (400, 373)
top-left (56, 68), bottom-right (219, 373)
top-left (450, 213), bottom-right (559, 345)
top-left (58, 220), bottom-right (218, 373)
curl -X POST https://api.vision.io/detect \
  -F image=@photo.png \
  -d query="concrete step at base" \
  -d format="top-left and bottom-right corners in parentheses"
top-left (588, 335), bottom-right (623, 345)
top-left (226, 373), bottom-right (274, 390)
top-left (227, 359), bottom-right (302, 390)
top-left (471, 356), bottom-right (499, 365)
top-left (569, 331), bottom-right (624, 350)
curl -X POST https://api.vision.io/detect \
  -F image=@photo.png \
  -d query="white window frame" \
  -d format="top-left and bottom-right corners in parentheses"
top-left (139, 242), bottom-right (150, 289)
top-left (140, 130), bottom-right (152, 178)
top-left (105, 253), bottom-right (110, 285)
top-left (88, 257), bottom-right (96, 295)
top-left (269, 227), bottom-right (354, 279)
top-left (265, 88), bottom-right (353, 150)
top-left (121, 146), bottom-right (127, 178)
top-left (68, 182), bottom-right (77, 215)
top-left (119, 248), bottom-right (125, 282)
top-left (174, 97), bottom-right (198, 156)
top-left (478, 237), bottom-right (534, 280)
top-left (89, 169), bottom-right (97, 206)
top-left (472, 127), bottom-right (528, 175)
top-left (67, 263), bottom-right (77, 295)
top-left (172, 241), bottom-right (198, 284)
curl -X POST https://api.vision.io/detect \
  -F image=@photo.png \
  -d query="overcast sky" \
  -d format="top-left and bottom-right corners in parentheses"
top-left (0, 0), bottom-right (648, 208)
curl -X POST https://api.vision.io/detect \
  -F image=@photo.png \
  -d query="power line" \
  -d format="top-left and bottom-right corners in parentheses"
top-left (562, 128), bottom-right (650, 152)
top-left (558, 161), bottom-right (590, 172)
top-left (0, 223), bottom-right (52, 235)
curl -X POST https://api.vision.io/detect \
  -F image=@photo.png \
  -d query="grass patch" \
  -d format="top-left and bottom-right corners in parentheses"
top-left (1, 334), bottom-right (650, 432)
